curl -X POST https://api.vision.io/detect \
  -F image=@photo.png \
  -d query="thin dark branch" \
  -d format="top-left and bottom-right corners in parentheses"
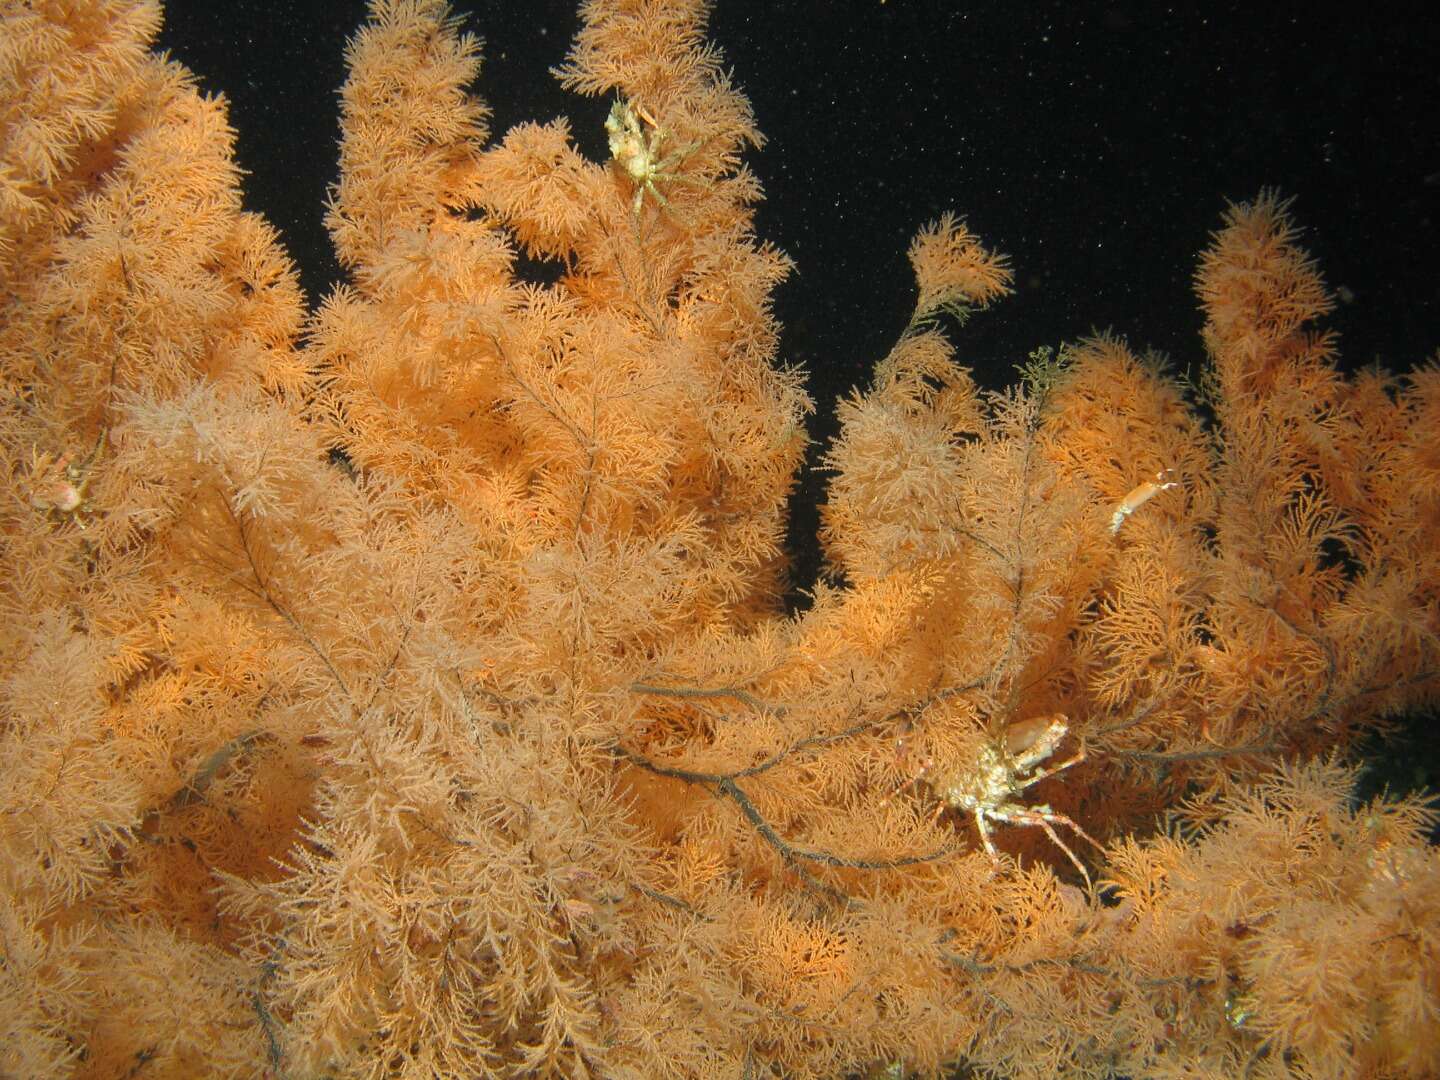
top-left (732, 713), bottom-right (872, 780)
top-left (361, 623), bottom-right (412, 716)
top-left (1093, 690), bottom-right (1170, 740)
top-left (1113, 742), bottom-right (1279, 764)
top-left (615, 744), bottom-right (960, 910)
top-left (221, 495), bottom-right (351, 701)
top-left (630, 680), bottom-right (778, 715)
top-left (632, 881), bottom-right (711, 920)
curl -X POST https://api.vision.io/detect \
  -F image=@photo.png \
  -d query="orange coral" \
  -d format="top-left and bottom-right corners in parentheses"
top-left (2, 2), bottom-right (1437, 1078)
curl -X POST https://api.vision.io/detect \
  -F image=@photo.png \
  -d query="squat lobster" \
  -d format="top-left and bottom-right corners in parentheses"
top-left (28, 430), bottom-right (105, 528)
top-left (919, 713), bottom-right (1103, 888)
top-left (605, 98), bottom-right (699, 217)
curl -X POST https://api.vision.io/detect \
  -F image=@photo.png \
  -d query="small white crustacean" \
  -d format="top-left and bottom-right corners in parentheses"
top-left (1110, 468), bottom-right (1179, 534)
top-left (605, 98), bottom-right (697, 217)
top-left (28, 430), bottom-right (105, 529)
top-left (923, 714), bottom-right (1102, 887)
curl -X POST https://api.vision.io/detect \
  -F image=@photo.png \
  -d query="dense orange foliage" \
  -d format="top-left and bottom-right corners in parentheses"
top-left (3, 2), bottom-right (1437, 1077)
